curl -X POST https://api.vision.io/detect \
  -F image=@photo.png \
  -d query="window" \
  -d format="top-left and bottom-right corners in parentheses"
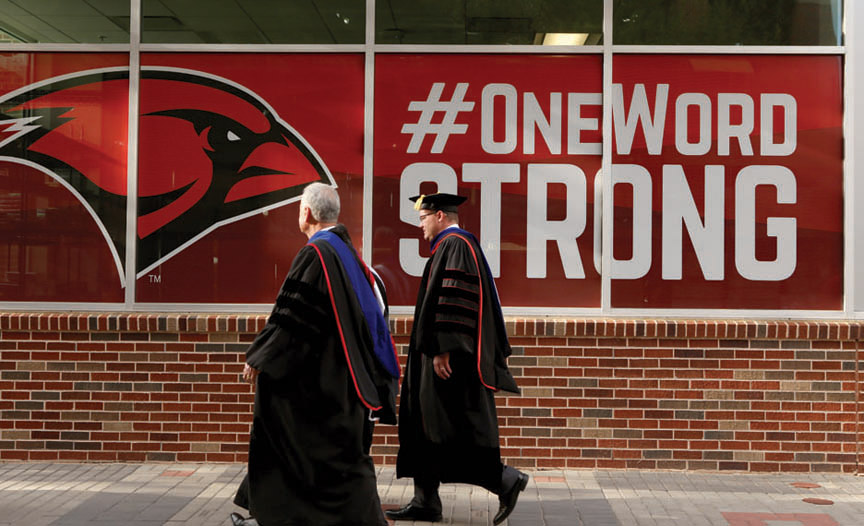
top-left (614, 0), bottom-right (843, 46)
top-left (141, 0), bottom-right (364, 44)
top-left (0, 0), bottom-right (130, 43)
top-left (375, 0), bottom-right (603, 45)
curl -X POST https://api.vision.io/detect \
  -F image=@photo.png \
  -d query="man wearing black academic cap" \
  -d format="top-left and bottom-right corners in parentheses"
top-left (230, 182), bottom-right (399, 526)
top-left (386, 193), bottom-right (528, 525)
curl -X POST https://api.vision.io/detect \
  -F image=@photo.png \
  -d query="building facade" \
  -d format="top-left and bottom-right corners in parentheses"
top-left (0, 0), bottom-right (861, 472)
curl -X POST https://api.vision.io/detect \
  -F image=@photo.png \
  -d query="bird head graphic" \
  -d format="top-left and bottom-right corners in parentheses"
top-left (0, 66), bottom-right (336, 286)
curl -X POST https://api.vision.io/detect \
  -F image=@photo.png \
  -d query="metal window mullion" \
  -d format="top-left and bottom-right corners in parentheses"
top-left (138, 44), bottom-right (366, 53)
top-left (0, 44), bottom-right (129, 52)
top-left (363, 0), bottom-right (375, 262)
top-left (370, 44), bottom-right (603, 54)
top-left (600, 0), bottom-right (614, 315)
top-left (612, 45), bottom-right (845, 54)
top-left (124, 0), bottom-right (141, 308)
top-left (846, 1), bottom-right (858, 316)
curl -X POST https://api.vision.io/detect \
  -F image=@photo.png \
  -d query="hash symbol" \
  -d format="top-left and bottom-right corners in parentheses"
top-left (401, 83), bottom-right (474, 154)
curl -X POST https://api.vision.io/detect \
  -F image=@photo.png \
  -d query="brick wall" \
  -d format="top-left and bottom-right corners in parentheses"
top-left (1, 313), bottom-right (861, 473)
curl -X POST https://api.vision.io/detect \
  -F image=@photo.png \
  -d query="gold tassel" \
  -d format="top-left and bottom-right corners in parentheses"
top-left (413, 194), bottom-right (425, 211)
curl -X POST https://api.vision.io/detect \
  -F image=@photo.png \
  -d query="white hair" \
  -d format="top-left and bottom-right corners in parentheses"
top-left (301, 183), bottom-right (340, 223)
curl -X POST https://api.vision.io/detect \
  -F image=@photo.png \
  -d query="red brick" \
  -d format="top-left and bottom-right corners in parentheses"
top-left (0, 316), bottom-right (858, 473)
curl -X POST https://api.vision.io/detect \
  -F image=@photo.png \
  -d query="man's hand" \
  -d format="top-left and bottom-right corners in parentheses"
top-left (433, 352), bottom-right (452, 380)
top-left (242, 363), bottom-right (259, 384)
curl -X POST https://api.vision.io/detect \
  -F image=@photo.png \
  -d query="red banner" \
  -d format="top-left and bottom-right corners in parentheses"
top-left (372, 54), bottom-right (843, 310)
top-left (0, 53), bottom-right (129, 302)
top-left (0, 53), bottom-right (845, 310)
top-left (0, 53), bottom-right (364, 303)
top-left (373, 54), bottom-right (604, 307)
top-left (612, 55), bottom-right (843, 309)
top-left (136, 53), bottom-right (365, 303)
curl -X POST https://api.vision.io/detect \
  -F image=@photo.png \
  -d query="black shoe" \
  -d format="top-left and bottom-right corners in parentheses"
top-left (493, 472), bottom-right (529, 525)
top-left (384, 503), bottom-right (443, 522)
top-left (230, 512), bottom-right (258, 526)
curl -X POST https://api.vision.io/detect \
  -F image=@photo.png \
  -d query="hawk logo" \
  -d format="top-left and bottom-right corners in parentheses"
top-left (0, 66), bottom-right (335, 286)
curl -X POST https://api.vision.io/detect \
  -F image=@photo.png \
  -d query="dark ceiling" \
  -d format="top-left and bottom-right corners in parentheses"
top-left (0, 0), bottom-right (602, 45)
top-left (0, 0), bottom-right (840, 46)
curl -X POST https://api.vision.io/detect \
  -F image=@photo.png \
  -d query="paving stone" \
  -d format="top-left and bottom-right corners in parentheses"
top-left (0, 464), bottom-right (862, 525)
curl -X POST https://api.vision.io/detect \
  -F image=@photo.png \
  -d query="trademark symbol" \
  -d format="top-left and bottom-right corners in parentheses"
top-left (149, 274), bottom-right (161, 283)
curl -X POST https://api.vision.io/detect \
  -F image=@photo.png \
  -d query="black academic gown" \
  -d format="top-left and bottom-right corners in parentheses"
top-left (396, 227), bottom-right (519, 490)
top-left (234, 225), bottom-right (396, 526)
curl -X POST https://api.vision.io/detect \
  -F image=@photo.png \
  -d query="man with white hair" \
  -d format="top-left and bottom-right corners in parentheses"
top-left (231, 182), bottom-right (398, 526)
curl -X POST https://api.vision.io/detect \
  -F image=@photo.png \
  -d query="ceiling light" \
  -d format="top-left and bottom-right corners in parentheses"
top-left (542, 33), bottom-right (590, 46)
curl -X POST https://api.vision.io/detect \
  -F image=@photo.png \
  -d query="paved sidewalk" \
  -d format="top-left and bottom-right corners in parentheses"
top-left (0, 463), bottom-right (862, 526)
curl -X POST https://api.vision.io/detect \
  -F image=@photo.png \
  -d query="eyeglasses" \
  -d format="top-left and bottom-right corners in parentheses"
top-left (419, 212), bottom-right (435, 222)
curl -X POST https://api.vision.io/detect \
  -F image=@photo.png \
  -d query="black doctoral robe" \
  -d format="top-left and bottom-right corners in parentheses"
top-left (234, 224), bottom-right (397, 526)
top-left (396, 227), bottom-right (519, 490)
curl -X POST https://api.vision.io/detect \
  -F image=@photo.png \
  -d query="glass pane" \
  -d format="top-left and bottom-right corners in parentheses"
top-left (610, 55), bottom-right (843, 309)
top-left (373, 54), bottom-right (603, 308)
top-left (136, 53), bottom-right (364, 303)
top-left (0, 0), bottom-right (130, 43)
top-left (376, 0), bottom-right (603, 45)
top-left (141, 0), bottom-right (364, 44)
top-left (614, 0), bottom-right (843, 46)
top-left (0, 53), bottom-right (130, 302)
